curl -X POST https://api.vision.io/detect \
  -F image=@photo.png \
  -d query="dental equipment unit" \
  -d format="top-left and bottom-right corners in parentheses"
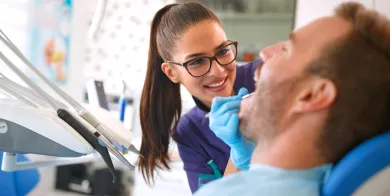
top-left (0, 29), bottom-right (139, 183)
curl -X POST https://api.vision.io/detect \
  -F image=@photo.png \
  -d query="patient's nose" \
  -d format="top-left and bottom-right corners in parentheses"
top-left (259, 42), bottom-right (285, 62)
top-left (259, 49), bottom-right (271, 62)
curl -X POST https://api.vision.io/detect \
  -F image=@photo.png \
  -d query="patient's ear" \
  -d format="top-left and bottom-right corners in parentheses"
top-left (161, 62), bottom-right (180, 83)
top-left (292, 78), bottom-right (336, 113)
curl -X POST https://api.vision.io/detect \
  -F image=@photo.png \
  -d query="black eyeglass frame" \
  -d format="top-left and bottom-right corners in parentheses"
top-left (166, 40), bottom-right (238, 77)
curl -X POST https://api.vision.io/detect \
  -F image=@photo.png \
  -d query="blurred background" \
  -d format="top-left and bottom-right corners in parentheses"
top-left (2, 0), bottom-right (386, 195)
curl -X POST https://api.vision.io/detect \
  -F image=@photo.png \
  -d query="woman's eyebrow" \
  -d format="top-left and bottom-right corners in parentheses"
top-left (214, 40), bottom-right (229, 51)
top-left (184, 41), bottom-right (229, 60)
top-left (185, 52), bottom-right (207, 60)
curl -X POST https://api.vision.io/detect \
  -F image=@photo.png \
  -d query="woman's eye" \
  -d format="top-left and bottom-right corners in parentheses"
top-left (217, 48), bottom-right (230, 56)
top-left (189, 58), bottom-right (203, 66)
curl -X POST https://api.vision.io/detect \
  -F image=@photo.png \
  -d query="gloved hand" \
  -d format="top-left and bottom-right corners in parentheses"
top-left (209, 87), bottom-right (255, 170)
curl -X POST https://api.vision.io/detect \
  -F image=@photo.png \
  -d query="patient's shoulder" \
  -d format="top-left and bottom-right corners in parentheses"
top-left (194, 171), bottom-right (259, 196)
top-left (194, 170), bottom-right (322, 196)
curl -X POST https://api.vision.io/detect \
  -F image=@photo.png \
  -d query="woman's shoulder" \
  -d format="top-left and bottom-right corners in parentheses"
top-left (238, 60), bottom-right (262, 71)
top-left (173, 107), bottom-right (207, 142)
top-left (176, 108), bottom-right (197, 131)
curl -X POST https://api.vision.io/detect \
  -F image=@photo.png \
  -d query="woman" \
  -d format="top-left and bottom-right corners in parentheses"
top-left (139, 2), bottom-right (260, 193)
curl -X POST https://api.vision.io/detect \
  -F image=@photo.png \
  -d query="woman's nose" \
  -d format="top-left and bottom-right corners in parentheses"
top-left (208, 60), bottom-right (225, 75)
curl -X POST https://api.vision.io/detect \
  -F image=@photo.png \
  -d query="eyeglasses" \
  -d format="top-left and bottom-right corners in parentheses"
top-left (167, 41), bottom-right (238, 77)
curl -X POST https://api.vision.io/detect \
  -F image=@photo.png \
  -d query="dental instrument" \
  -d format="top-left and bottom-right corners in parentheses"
top-left (204, 92), bottom-right (255, 118)
top-left (119, 81), bottom-right (127, 122)
top-left (0, 29), bottom-right (139, 183)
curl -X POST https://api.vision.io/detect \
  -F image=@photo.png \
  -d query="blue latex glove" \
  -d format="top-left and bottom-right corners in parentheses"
top-left (209, 87), bottom-right (255, 170)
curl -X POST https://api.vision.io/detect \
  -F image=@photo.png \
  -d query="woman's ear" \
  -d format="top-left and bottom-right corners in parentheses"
top-left (161, 62), bottom-right (180, 83)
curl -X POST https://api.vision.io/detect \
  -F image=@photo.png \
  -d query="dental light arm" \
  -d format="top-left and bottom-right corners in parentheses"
top-left (0, 29), bottom-right (137, 182)
top-left (0, 47), bottom-right (59, 111)
top-left (0, 78), bottom-right (38, 108)
top-left (88, 0), bottom-right (107, 40)
top-left (0, 76), bottom-right (68, 108)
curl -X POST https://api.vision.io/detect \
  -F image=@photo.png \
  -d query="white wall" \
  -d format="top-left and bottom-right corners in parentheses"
top-left (375, 0), bottom-right (390, 18)
top-left (294, 0), bottom-right (375, 29)
top-left (0, 0), bottom-right (89, 103)
top-left (60, 0), bottom-right (90, 102)
top-left (220, 13), bottom-right (294, 53)
top-left (0, 0), bottom-right (32, 86)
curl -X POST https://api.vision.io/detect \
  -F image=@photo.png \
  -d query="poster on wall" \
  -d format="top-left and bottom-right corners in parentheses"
top-left (29, 0), bottom-right (73, 85)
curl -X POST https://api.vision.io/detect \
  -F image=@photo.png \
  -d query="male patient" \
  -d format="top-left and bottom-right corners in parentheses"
top-left (195, 2), bottom-right (390, 196)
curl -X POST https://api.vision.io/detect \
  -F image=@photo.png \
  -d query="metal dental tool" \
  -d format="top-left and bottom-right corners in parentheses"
top-left (204, 92), bottom-right (255, 118)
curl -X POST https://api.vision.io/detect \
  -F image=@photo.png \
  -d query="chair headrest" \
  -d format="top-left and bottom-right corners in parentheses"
top-left (322, 131), bottom-right (390, 196)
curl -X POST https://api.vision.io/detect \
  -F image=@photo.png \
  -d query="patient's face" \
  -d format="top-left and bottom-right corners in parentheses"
top-left (239, 16), bottom-right (351, 142)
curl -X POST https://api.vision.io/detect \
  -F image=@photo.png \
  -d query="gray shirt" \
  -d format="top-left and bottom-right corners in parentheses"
top-left (194, 164), bottom-right (332, 196)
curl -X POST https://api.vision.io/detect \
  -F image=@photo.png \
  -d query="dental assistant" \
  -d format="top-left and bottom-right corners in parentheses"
top-left (138, 2), bottom-right (260, 193)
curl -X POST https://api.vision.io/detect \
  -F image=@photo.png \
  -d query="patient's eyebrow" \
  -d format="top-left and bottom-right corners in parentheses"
top-left (289, 32), bottom-right (296, 44)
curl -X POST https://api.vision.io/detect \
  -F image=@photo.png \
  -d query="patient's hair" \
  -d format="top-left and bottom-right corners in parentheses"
top-left (307, 2), bottom-right (390, 163)
top-left (139, 2), bottom-right (219, 184)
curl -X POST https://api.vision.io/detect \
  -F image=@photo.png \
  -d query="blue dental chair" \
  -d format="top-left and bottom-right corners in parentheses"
top-left (0, 152), bottom-right (40, 196)
top-left (322, 131), bottom-right (390, 195)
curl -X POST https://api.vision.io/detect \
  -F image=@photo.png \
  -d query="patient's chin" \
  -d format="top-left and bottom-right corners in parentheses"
top-left (239, 118), bottom-right (251, 140)
top-left (238, 96), bottom-right (255, 140)
top-left (239, 124), bottom-right (256, 143)
top-left (238, 95), bottom-right (253, 118)
top-left (238, 122), bottom-right (246, 135)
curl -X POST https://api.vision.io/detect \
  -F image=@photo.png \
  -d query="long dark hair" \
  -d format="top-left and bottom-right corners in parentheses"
top-left (139, 2), bottom-right (220, 184)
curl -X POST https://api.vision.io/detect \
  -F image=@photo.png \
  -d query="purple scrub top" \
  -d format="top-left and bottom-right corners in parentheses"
top-left (172, 60), bottom-right (261, 193)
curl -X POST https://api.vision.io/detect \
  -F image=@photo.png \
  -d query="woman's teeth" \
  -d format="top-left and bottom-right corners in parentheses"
top-left (207, 79), bottom-right (225, 88)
